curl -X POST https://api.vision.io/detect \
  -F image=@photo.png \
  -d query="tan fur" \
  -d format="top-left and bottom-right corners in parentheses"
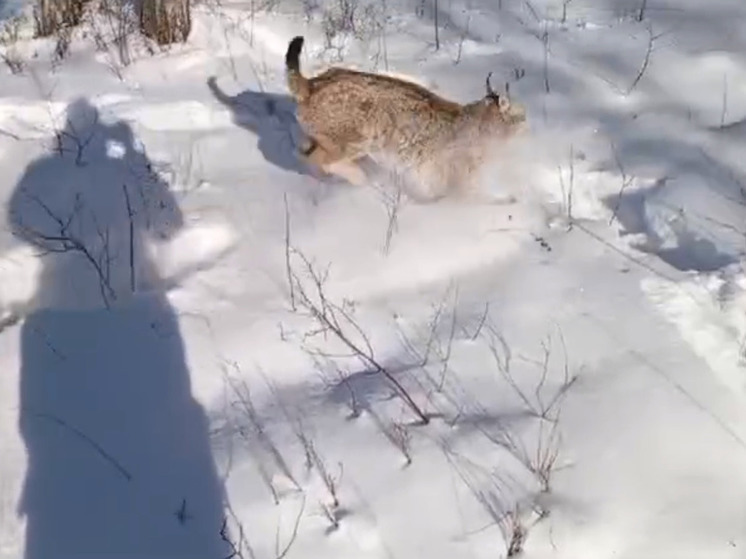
top-left (285, 36), bottom-right (527, 195)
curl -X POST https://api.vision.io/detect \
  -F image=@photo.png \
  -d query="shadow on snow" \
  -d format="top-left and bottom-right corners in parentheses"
top-left (8, 98), bottom-right (230, 559)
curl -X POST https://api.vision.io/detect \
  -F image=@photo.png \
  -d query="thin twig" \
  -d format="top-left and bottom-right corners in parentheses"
top-left (608, 142), bottom-right (635, 226)
top-left (220, 517), bottom-right (244, 558)
top-left (381, 179), bottom-right (403, 255)
top-left (561, 0), bottom-right (574, 24)
top-left (720, 73), bottom-right (728, 128)
top-left (289, 248), bottom-right (430, 424)
top-left (0, 127), bottom-right (22, 140)
top-left (283, 193), bottom-right (296, 310)
top-left (453, 15), bottom-right (471, 65)
top-left (122, 183), bottom-right (136, 293)
top-left (437, 287), bottom-right (459, 391)
top-left (29, 410), bottom-right (132, 481)
top-left (13, 215), bottom-right (117, 307)
top-left (470, 302), bottom-right (490, 341)
top-left (637, 0), bottom-right (648, 22)
top-left (275, 494), bottom-right (306, 559)
top-left (557, 145), bottom-right (574, 228)
top-left (627, 23), bottom-right (654, 94)
top-left (542, 24), bottom-right (550, 94)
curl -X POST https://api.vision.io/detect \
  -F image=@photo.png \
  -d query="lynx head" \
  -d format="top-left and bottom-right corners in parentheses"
top-left (465, 72), bottom-right (527, 130)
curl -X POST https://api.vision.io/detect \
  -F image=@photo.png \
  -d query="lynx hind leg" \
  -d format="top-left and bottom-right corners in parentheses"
top-left (303, 137), bottom-right (368, 187)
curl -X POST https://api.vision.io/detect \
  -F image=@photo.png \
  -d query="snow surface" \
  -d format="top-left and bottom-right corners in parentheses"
top-left (1, 0), bottom-right (746, 558)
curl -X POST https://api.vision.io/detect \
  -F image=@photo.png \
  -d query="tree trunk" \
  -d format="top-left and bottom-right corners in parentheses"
top-left (139, 0), bottom-right (191, 45)
top-left (35, 0), bottom-right (90, 37)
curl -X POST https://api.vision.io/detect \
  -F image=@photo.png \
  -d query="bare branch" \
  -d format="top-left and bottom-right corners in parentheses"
top-left (453, 15), bottom-right (471, 65)
top-left (28, 409), bottom-right (132, 481)
top-left (627, 23), bottom-right (654, 94)
top-left (433, 0), bottom-right (439, 50)
top-left (283, 193), bottom-right (296, 310)
top-left (561, 0), bottom-right (574, 24)
top-left (275, 494), bottom-right (306, 559)
top-left (223, 364), bottom-right (301, 502)
top-left (437, 287), bottom-right (459, 391)
top-left (720, 73), bottom-right (728, 128)
top-left (288, 247), bottom-right (430, 424)
top-left (469, 302), bottom-right (490, 341)
top-left (637, 0), bottom-right (648, 22)
top-left (542, 23), bottom-right (550, 94)
top-left (12, 191), bottom-right (117, 307)
top-left (122, 183), bottom-right (136, 292)
top-left (608, 142), bottom-right (635, 226)
top-left (557, 144), bottom-right (574, 229)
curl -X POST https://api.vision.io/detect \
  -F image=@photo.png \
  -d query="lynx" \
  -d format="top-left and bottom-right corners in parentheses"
top-left (285, 35), bottom-right (527, 199)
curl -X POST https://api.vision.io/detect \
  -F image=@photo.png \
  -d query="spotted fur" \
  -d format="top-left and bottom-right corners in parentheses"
top-left (286, 35), bottom-right (527, 195)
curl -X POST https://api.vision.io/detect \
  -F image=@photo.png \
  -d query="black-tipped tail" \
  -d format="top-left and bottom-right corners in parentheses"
top-left (286, 36), bottom-right (304, 73)
top-left (285, 36), bottom-right (309, 101)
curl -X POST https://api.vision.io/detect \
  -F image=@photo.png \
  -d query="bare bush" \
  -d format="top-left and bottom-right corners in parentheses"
top-left (266, 379), bottom-right (343, 510)
top-left (485, 325), bottom-right (577, 422)
top-left (261, 375), bottom-right (347, 532)
top-left (35, 0), bottom-right (91, 37)
top-left (1, 50), bottom-right (24, 74)
top-left (91, 0), bottom-right (141, 76)
top-left (51, 24), bottom-right (73, 66)
top-left (0, 14), bottom-right (28, 73)
top-left (286, 244), bottom-right (431, 425)
top-left (139, 0), bottom-right (191, 45)
top-left (318, 0), bottom-right (383, 58)
top-left (370, 172), bottom-right (405, 255)
top-left (12, 192), bottom-right (118, 307)
top-left (441, 444), bottom-right (541, 557)
top-left (433, 323), bottom-right (580, 556)
top-left (478, 326), bottom-right (577, 496)
top-left (322, 0), bottom-right (359, 36)
top-left (383, 419), bottom-right (412, 466)
top-left (0, 13), bottom-right (27, 43)
top-left (500, 508), bottom-right (526, 557)
top-left (293, 429), bottom-right (343, 530)
top-left (223, 364), bottom-right (301, 504)
top-left (220, 493), bottom-right (305, 559)
top-left (312, 354), bottom-right (363, 418)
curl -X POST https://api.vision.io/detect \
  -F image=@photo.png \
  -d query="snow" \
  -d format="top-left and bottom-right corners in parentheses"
top-left (1, 0), bottom-right (746, 558)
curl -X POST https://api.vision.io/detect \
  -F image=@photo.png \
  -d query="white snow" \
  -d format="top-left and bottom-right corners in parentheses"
top-left (2, 0), bottom-right (746, 558)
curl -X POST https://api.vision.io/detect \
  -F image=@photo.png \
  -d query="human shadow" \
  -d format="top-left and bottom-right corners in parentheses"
top-left (207, 76), bottom-right (316, 178)
top-left (8, 98), bottom-right (230, 559)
